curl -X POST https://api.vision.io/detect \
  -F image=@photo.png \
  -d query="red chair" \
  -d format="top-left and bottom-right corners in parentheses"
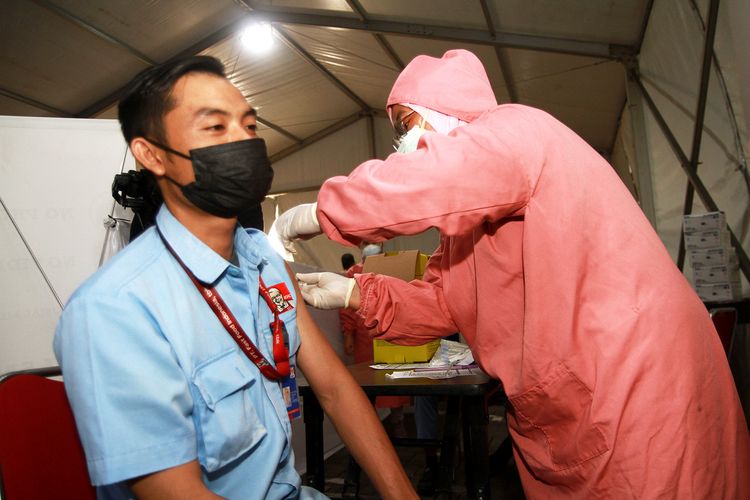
top-left (0, 367), bottom-right (95, 500)
top-left (709, 307), bottom-right (738, 358)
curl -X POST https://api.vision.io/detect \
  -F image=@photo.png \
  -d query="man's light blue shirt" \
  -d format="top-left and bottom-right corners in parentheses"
top-left (54, 206), bottom-right (323, 499)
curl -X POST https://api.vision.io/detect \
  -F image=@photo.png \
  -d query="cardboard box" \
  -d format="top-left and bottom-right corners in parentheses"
top-left (683, 228), bottom-right (730, 250)
top-left (362, 249), bottom-right (436, 362)
top-left (362, 249), bottom-right (429, 281)
top-left (683, 211), bottom-right (726, 233)
top-left (695, 282), bottom-right (741, 302)
top-left (689, 248), bottom-right (737, 267)
top-left (693, 264), bottom-right (740, 284)
top-left (372, 339), bottom-right (441, 363)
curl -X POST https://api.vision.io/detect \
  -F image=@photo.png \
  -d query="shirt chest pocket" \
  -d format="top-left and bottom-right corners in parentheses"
top-left (192, 350), bottom-right (267, 473)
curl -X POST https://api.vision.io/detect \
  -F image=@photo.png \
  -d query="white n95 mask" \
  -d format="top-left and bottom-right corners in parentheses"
top-left (395, 125), bottom-right (427, 154)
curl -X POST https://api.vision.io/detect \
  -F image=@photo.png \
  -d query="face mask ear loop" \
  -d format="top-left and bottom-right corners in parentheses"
top-left (143, 138), bottom-right (193, 188)
top-left (419, 110), bottom-right (431, 132)
top-left (163, 175), bottom-right (186, 189)
top-left (144, 137), bottom-right (192, 161)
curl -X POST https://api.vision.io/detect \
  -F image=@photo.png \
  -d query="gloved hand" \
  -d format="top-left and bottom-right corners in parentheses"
top-left (271, 203), bottom-right (321, 254)
top-left (297, 272), bottom-right (356, 309)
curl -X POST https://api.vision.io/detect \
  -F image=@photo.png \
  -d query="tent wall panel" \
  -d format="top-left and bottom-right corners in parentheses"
top-left (0, 116), bottom-right (133, 373)
top-left (636, 0), bottom-right (749, 293)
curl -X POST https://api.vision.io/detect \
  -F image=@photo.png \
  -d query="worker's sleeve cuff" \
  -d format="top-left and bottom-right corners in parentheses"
top-left (354, 273), bottom-right (376, 319)
top-left (310, 202), bottom-right (319, 227)
top-left (343, 277), bottom-right (356, 308)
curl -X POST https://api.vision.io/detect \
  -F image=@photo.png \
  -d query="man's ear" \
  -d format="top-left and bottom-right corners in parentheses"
top-left (130, 138), bottom-right (166, 176)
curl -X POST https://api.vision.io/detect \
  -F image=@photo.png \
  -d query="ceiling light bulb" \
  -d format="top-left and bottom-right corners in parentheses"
top-left (241, 23), bottom-right (274, 53)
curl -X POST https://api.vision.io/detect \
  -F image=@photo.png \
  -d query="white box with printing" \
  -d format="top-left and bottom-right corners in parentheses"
top-left (689, 248), bottom-right (737, 266)
top-left (684, 229), bottom-right (731, 250)
top-left (683, 211), bottom-right (726, 233)
top-left (695, 282), bottom-right (741, 302)
top-left (693, 264), bottom-right (740, 284)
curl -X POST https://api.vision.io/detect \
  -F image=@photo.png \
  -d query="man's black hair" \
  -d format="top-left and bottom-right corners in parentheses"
top-left (341, 253), bottom-right (356, 271)
top-left (116, 56), bottom-right (234, 241)
top-left (117, 56), bottom-right (226, 144)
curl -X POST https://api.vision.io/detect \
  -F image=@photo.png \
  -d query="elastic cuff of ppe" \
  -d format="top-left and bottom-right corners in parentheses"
top-left (310, 202), bottom-right (319, 227)
top-left (344, 278), bottom-right (356, 308)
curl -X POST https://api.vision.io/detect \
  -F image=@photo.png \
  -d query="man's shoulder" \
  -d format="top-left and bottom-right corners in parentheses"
top-left (68, 228), bottom-right (165, 304)
top-left (237, 228), bottom-right (286, 266)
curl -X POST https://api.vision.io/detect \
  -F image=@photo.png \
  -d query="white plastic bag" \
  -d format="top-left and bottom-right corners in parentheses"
top-left (428, 339), bottom-right (474, 367)
top-left (98, 216), bottom-right (131, 267)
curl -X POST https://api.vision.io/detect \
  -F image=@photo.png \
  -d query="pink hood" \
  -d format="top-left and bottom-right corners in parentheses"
top-left (386, 49), bottom-right (497, 122)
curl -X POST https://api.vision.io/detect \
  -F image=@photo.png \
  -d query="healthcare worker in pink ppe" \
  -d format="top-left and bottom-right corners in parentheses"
top-left (272, 49), bottom-right (750, 498)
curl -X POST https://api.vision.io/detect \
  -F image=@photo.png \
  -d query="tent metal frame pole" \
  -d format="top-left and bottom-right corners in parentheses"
top-left (479, 0), bottom-right (518, 103)
top-left (269, 111), bottom-right (367, 166)
top-left (31, 0), bottom-right (156, 66)
top-left (74, 17), bottom-right (248, 117)
top-left (677, 0), bottom-right (721, 271)
top-left (635, 0), bottom-right (656, 53)
top-left (0, 87), bottom-right (71, 117)
top-left (688, 0), bottom-right (750, 193)
top-left (248, 10), bottom-right (634, 60)
top-left (372, 34), bottom-right (405, 71)
top-left (625, 65), bottom-right (656, 226)
top-left (256, 116), bottom-right (303, 143)
top-left (345, 0), bottom-right (404, 70)
top-left (632, 74), bottom-right (750, 282)
top-left (0, 195), bottom-right (63, 310)
top-left (366, 113), bottom-right (376, 159)
top-left (69, 3), bottom-right (301, 141)
top-left (273, 27), bottom-right (371, 112)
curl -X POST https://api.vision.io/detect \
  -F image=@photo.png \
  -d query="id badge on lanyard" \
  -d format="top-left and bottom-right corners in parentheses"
top-left (274, 319), bottom-right (300, 421)
top-left (281, 366), bottom-right (301, 421)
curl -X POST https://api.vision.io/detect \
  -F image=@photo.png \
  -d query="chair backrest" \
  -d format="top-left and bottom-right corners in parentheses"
top-left (709, 307), bottom-right (738, 357)
top-left (0, 370), bottom-right (96, 500)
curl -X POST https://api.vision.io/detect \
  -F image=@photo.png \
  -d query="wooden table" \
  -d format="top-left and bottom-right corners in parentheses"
top-left (298, 362), bottom-right (498, 499)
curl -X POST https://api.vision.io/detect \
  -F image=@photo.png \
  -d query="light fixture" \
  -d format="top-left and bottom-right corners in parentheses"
top-left (240, 22), bottom-right (274, 53)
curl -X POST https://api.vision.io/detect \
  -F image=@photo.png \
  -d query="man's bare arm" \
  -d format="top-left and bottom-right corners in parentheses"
top-left (288, 266), bottom-right (417, 500)
top-left (129, 460), bottom-right (224, 499)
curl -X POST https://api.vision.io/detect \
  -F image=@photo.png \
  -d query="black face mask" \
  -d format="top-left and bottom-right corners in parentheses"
top-left (147, 138), bottom-right (274, 218)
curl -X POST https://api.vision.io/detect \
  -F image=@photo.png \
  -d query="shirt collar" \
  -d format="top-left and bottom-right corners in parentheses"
top-left (155, 205), bottom-right (262, 284)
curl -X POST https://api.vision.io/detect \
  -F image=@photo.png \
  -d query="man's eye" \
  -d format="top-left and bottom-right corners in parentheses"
top-left (246, 123), bottom-right (257, 131)
top-left (206, 124), bottom-right (225, 131)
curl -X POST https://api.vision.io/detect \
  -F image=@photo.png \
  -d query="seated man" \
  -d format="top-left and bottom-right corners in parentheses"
top-left (53, 56), bottom-right (417, 499)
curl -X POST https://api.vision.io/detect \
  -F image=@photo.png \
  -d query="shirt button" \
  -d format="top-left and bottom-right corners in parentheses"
top-left (228, 268), bottom-right (242, 277)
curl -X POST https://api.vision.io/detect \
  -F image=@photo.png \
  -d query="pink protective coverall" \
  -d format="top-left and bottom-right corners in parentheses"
top-left (339, 264), bottom-right (373, 363)
top-left (339, 263), bottom-right (410, 409)
top-left (316, 50), bottom-right (750, 498)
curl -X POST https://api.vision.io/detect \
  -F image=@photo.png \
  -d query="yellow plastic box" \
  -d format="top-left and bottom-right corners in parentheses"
top-left (363, 249), bottom-right (434, 363)
top-left (373, 339), bottom-right (441, 363)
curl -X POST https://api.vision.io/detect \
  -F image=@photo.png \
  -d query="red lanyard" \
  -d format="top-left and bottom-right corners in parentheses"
top-left (157, 228), bottom-right (290, 381)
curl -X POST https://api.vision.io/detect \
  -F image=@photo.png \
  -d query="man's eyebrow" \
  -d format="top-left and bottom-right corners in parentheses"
top-left (192, 107), bottom-right (256, 119)
top-left (194, 108), bottom-right (230, 119)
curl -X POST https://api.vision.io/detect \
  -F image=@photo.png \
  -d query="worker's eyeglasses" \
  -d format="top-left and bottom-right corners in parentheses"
top-left (392, 110), bottom-right (418, 150)
top-left (394, 110), bottom-right (417, 138)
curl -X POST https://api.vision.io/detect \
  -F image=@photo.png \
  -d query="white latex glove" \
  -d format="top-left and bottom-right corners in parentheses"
top-left (270, 203), bottom-right (321, 254)
top-left (296, 272), bottom-right (356, 310)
